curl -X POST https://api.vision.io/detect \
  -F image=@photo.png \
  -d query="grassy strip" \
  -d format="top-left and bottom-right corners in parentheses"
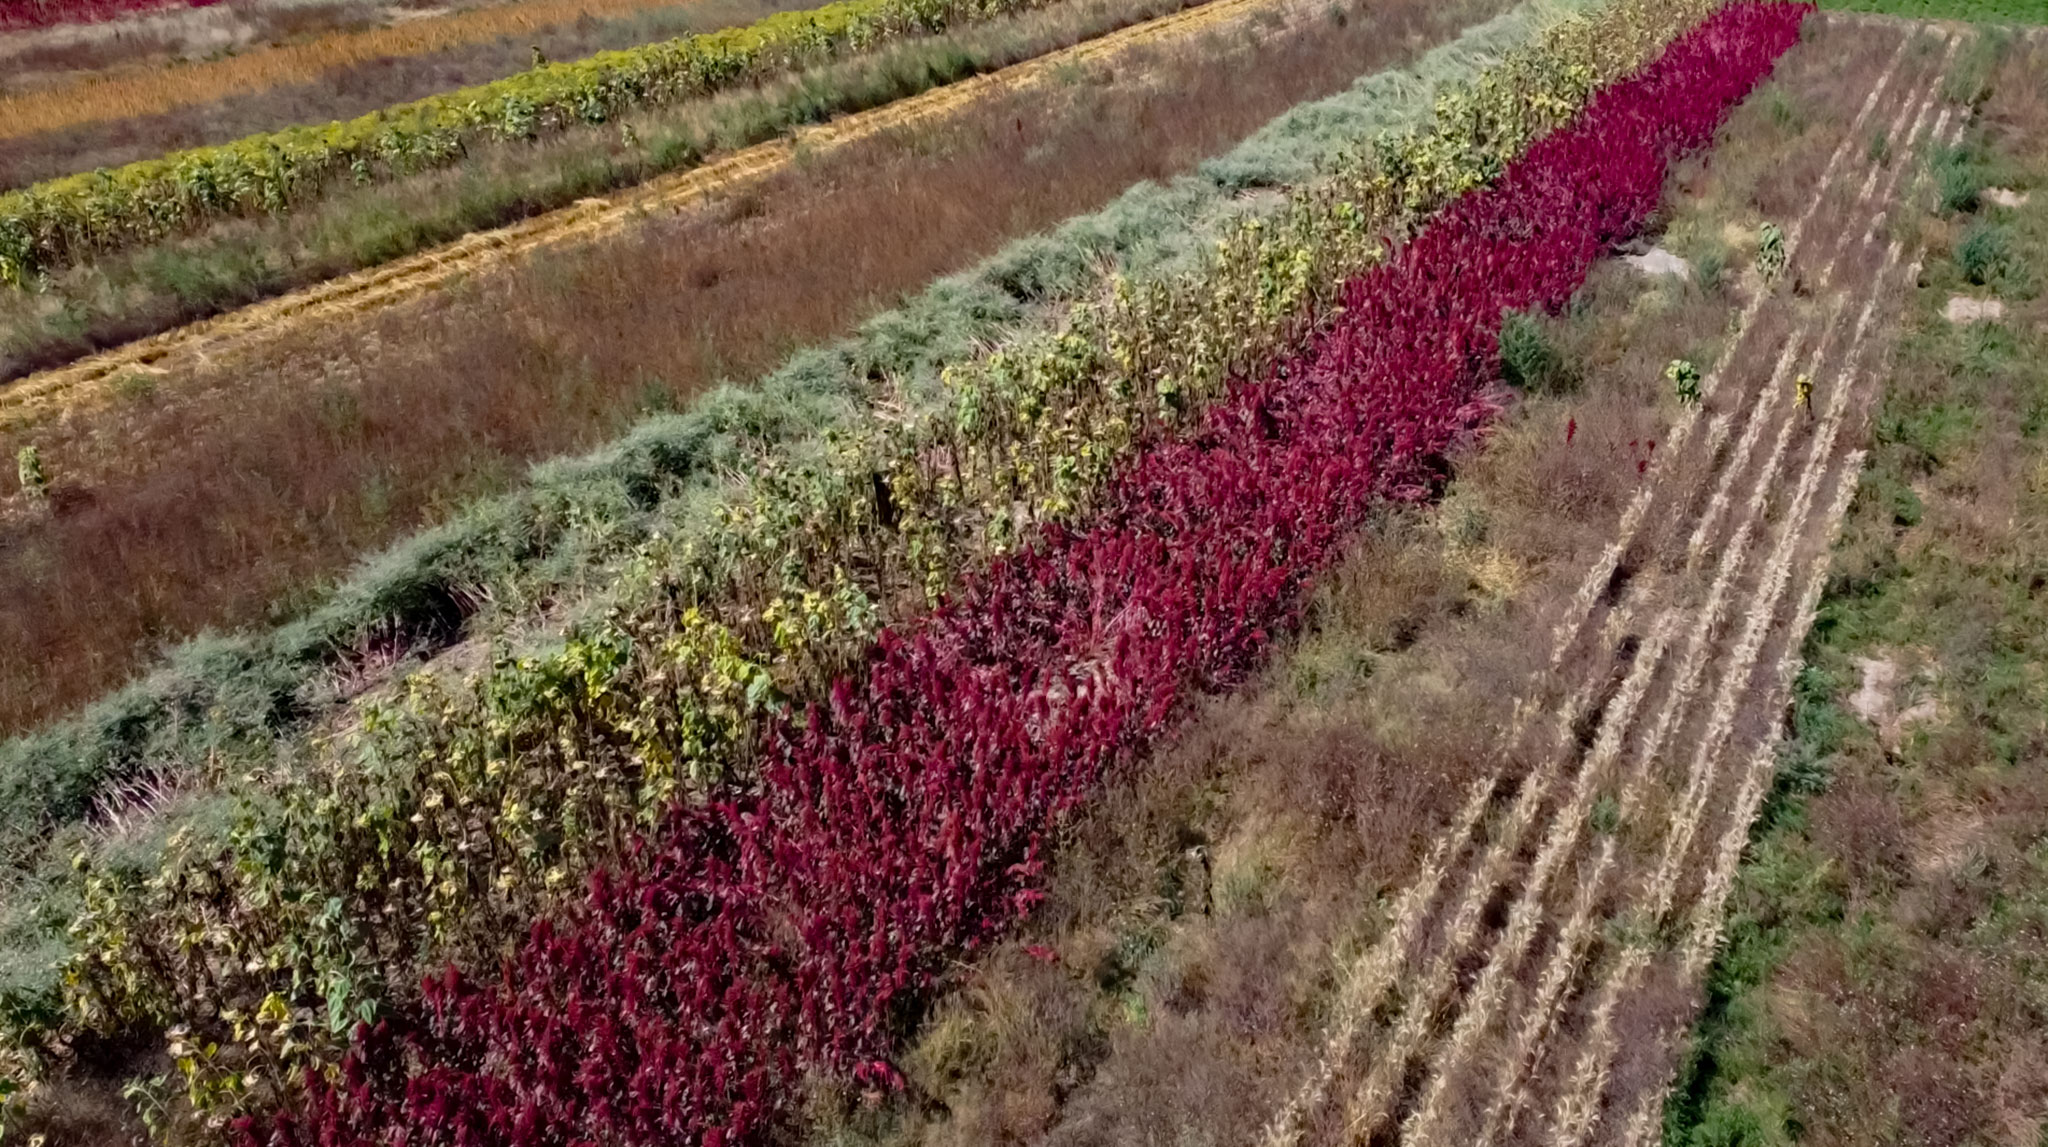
top-left (1664, 42), bottom-right (2048, 1147)
top-left (0, 0), bottom-right (1681, 1130)
top-left (0, 0), bottom-right (1061, 287)
top-left (1820, 0), bottom-right (2047, 23)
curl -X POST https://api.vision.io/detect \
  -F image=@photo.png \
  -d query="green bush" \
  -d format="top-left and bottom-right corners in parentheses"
top-left (1692, 239), bottom-right (1731, 296)
top-left (1932, 142), bottom-right (1984, 215)
top-left (1955, 220), bottom-right (2011, 286)
top-left (1498, 308), bottom-right (1574, 394)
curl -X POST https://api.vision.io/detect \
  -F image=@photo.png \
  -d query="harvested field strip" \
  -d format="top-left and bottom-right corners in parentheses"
top-left (227, 10), bottom-right (1801, 1143)
top-left (1665, 34), bottom-right (2048, 1141)
top-left (0, 0), bottom-right (821, 140)
top-left (1247, 17), bottom-right (1963, 1145)
top-left (1494, 62), bottom-right (1936, 1147)
top-left (0, 0), bottom-right (1291, 429)
top-left (1543, 240), bottom-right (1914, 1147)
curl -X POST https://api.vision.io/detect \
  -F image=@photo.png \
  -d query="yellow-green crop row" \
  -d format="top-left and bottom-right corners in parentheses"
top-left (0, 0), bottom-right (1729, 1133)
top-left (0, 0), bottom-right (1041, 288)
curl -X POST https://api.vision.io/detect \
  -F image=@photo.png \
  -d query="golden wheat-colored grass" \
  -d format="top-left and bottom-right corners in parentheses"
top-left (0, 0), bottom-right (739, 141)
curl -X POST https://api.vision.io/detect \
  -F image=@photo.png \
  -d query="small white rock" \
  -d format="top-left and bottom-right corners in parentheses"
top-left (1849, 657), bottom-right (1897, 727)
top-left (1985, 187), bottom-right (2031, 209)
top-left (1946, 295), bottom-right (2004, 324)
top-left (1622, 246), bottom-right (1692, 280)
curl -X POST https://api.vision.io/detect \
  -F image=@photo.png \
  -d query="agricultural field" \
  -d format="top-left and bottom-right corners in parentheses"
top-left (1, 0), bottom-right (2045, 1142)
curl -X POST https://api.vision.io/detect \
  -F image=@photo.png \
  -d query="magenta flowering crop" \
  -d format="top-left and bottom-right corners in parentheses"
top-left (240, 4), bottom-right (1809, 1144)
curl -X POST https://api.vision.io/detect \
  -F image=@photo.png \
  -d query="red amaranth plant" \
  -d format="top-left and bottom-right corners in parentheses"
top-left (240, 4), bottom-right (1810, 1143)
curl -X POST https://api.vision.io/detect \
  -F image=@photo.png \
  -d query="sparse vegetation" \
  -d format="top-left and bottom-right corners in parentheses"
top-left (1667, 43), bottom-right (2048, 1144)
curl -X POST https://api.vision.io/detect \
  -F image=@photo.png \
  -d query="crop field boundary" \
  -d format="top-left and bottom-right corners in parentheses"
top-left (1254, 15), bottom-right (1973, 1144)
top-left (0, 0), bottom-right (1317, 437)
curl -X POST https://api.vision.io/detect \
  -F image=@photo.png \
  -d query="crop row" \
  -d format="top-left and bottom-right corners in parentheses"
top-left (0, 0), bottom-right (205, 30)
top-left (0, 0), bottom-right (1051, 286)
top-left (22, 0), bottom-right (1733, 1130)
top-left (233, 6), bottom-right (1807, 1140)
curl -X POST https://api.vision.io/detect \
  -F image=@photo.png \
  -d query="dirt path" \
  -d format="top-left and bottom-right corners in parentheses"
top-left (0, 0), bottom-right (1298, 437)
top-left (1256, 17), bottom-right (1965, 1146)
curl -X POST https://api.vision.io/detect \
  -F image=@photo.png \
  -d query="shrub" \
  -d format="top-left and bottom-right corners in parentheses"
top-left (1754, 220), bottom-right (1786, 280)
top-left (1498, 308), bottom-right (1574, 394)
top-left (1955, 221), bottom-right (2011, 287)
top-left (1668, 358), bottom-right (1703, 406)
top-left (1932, 143), bottom-right (1984, 215)
top-left (1692, 239), bottom-right (1731, 296)
top-left (12, 447), bottom-right (45, 503)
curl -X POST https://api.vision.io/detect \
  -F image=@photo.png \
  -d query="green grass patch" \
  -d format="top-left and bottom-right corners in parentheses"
top-left (1820, 0), bottom-right (2048, 23)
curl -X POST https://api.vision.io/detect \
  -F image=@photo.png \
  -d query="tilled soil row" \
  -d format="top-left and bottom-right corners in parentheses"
top-left (1256, 17), bottom-right (1967, 1147)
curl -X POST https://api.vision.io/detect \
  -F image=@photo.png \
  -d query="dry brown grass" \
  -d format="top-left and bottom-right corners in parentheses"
top-left (0, 0), bottom-right (1495, 732)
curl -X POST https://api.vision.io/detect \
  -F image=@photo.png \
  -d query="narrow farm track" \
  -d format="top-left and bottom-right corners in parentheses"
top-left (1258, 17), bottom-right (1966, 1146)
top-left (0, 0), bottom-right (1304, 435)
